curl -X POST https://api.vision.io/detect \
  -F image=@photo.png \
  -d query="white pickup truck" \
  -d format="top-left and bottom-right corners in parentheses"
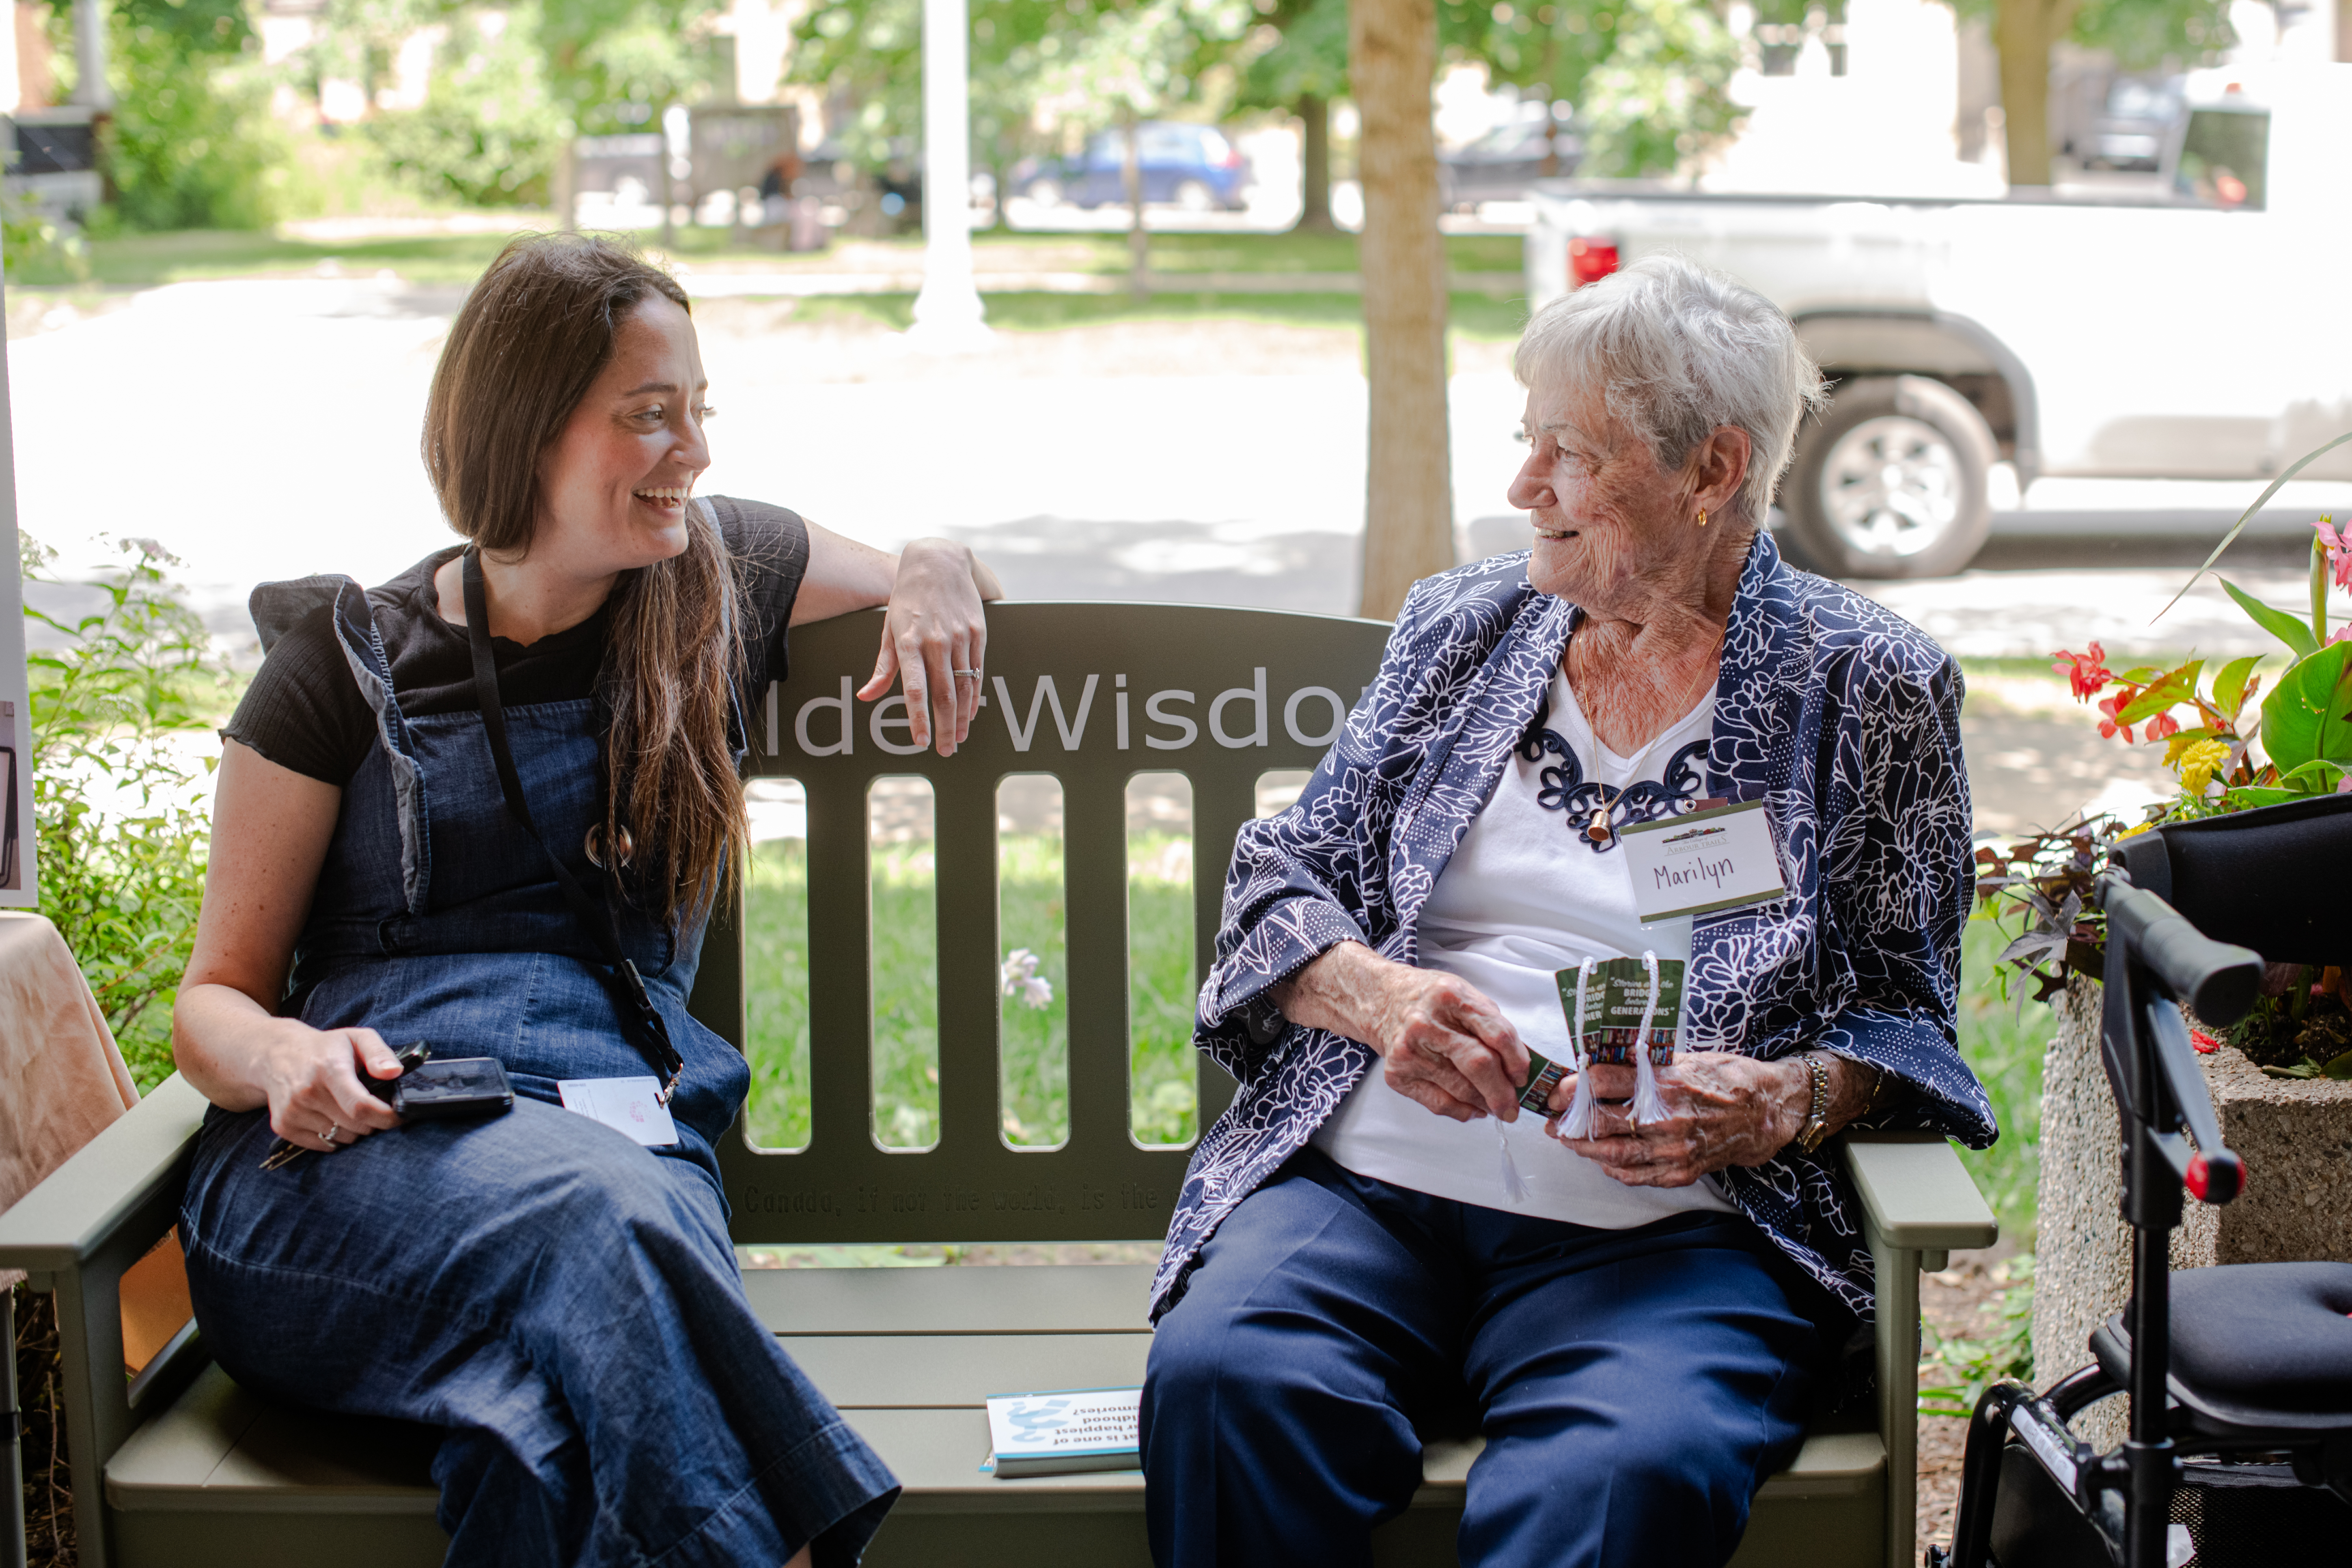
top-left (1524, 61), bottom-right (2352, 578)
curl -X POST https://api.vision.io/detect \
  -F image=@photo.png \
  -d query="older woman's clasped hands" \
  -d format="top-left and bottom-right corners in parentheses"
top-left (1276, 938), bottom-right (1842, 1189)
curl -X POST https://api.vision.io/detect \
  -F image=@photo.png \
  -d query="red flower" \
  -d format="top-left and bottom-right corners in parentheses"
top-left (2097, 694), bottom-right (2136, 742)
top-left (2053, 642), bottom-right (2113, 701)
top-left (2190, 1029), bottom-right (2221, 1054)
top-left (2145, 711), bottom-right (2181, 742)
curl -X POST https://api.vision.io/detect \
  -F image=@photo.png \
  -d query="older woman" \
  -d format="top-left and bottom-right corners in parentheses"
top-left (1138, 254), bottom-right (1996, 1567)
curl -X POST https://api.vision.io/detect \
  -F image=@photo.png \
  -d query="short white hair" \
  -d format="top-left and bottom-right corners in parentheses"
top-left (1514, 253), bottom-right (1825, 524)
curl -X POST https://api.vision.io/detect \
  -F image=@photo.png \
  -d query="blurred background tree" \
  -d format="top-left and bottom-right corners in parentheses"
top-left (46, 0), bottom-right (292, 229)
top-left (1948, 0), bottom-right (2234, 184)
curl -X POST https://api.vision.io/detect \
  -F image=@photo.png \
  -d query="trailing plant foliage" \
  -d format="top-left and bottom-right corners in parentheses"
top-left (22, 535), bottom-right (229, 1090)
top-left (1979, 439), bottom-right (2352, 1074)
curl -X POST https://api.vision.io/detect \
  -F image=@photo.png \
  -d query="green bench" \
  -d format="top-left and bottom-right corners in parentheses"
top-left (0, 601), bottom-right (1996, 1567)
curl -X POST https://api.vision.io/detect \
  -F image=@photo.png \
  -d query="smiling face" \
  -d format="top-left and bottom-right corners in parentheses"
top-left (1507, 382), bottom-right (1700, 611)
top-left (531, 293), bottom-right (712, 578)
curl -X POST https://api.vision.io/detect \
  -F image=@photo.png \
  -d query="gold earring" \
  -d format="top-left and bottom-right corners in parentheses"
top-left (1697, 508), bottom-right (1709, 527)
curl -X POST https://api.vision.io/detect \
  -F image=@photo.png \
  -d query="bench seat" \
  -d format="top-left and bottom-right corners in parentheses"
top-left (105, 1262), bottom-right (1883, 1567)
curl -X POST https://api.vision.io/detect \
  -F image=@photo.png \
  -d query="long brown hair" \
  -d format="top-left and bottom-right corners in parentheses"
top-left (423, 233), bottom-right (746, 930)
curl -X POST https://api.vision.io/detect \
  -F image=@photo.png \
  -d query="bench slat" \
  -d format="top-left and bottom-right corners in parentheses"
top-left (744, 1262), bottom-right (1154, 1336)
top-left (784, 1331), bottom-right (1151, 1410)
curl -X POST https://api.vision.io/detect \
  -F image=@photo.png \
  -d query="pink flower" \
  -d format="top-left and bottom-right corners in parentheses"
top-left (2145, 711), bottom-right (2181, 742)
top-left (2052, 643), bottom-right (2112, 701)
top-left (2318, 518), bottom-right (2352, 592)
top-left (2097, 694), bottom-right (2136, 743)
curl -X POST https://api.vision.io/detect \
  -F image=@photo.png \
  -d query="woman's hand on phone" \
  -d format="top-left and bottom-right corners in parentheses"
top-left (256, 1022), bottom-right (405, 1152)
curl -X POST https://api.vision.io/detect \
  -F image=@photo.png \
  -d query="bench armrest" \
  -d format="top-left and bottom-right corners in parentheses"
top-left (1844, 1132), bottom-right (1997, 1568)
top-left (0, 1073), bottom-right (211, 1277)
top-left (0, 1073), bottom-right (211, 1566)
top-left (1845, 1132), bottom-right (1999, 1256)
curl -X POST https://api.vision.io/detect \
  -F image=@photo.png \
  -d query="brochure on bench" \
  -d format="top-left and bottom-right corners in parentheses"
top-left (984, 1386), bottom-right (1143, 1477)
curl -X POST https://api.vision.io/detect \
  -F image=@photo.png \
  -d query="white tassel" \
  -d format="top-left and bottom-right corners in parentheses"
top-left (1558, 957), bottom-right (1600, 1139)
top-left (1628, 950), bottom-right (1670, 1128)
top-left (1498, 1120), bottom-right (1529, 1202)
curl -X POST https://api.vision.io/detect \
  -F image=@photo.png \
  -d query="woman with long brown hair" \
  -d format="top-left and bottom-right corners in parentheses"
top-left (168, 233), bottom-right (1000, 1565)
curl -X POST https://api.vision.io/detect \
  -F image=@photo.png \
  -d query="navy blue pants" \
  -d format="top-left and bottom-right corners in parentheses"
top-left (1140, 1150), bottom-right (1835, 1568)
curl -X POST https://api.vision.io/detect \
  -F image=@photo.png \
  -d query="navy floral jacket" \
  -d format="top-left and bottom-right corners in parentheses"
top-left (1148, 533), bottom-right (1998, 1323)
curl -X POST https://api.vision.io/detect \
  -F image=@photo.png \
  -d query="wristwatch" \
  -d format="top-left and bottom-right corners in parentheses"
top-left (1794, 1053), bottom-right (1835, 1154)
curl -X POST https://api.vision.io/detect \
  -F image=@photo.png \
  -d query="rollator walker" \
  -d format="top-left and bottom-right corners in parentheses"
top-left (1936, 794), bottom-right (2352, 1568)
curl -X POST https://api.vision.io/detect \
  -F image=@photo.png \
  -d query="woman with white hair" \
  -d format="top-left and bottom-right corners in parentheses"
top-left (1137, 254), bottom-right (1996, 1566)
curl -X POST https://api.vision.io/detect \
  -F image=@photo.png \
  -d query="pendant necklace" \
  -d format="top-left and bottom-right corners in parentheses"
top-left (1585, 782), bottom-right (1621, 844)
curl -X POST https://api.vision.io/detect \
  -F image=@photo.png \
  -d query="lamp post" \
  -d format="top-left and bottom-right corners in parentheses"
top-left (906, 0), bottom-right (991, 350)
top-left (70, 0), bottom-right (113, 110)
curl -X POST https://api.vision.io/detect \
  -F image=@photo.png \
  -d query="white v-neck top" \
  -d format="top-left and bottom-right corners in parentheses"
top-left (1310, 665), bottom-right (1736, 1224)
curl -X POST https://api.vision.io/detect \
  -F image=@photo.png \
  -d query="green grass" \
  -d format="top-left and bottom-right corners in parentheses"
top-left (740, 826), bottom-right (1201, 1152)
top-left (37, 225), bottom-right (1522, 291)
top-left (1955, 915), bottom-right (2054, 1246)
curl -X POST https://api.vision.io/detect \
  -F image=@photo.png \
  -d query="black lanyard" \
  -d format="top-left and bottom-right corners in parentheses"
top-left (463, 548), bottom-right (684, 1101)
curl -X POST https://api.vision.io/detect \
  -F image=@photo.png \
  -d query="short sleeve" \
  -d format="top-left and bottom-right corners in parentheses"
top-left (220, 604), bottom-right (378, 785)
top-left (709, 495), bottom-right (811, 691)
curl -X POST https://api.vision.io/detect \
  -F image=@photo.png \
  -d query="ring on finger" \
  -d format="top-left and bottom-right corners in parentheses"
top-left (322, 1125), bottom-right (342, 1149)
top-left (951, 668), bottom-right (982, 679)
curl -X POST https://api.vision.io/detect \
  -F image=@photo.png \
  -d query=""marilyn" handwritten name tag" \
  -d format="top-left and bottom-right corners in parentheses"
top-left (1618, 798), bottom-right (1789, 923)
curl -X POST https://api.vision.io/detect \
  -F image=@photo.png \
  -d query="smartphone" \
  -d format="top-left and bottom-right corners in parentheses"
top-left (364, 1045), bottom-right (515, 1121)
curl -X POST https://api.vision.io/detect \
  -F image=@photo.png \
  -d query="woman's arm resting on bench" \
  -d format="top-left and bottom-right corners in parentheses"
top-left (172, 740), bottom-right (406, 1145)
top-left (792, 523), bottom-right (1004, 757)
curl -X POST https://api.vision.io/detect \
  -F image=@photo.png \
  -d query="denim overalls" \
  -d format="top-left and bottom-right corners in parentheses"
top-left (179, 570), bottom-right (897, 1567)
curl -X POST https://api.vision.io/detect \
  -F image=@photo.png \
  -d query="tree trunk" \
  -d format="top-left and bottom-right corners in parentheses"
top-left (1296, 93), bottom-right (1335, 233)
top-left (552, 136), bottom-right (578, 232)
top-left (1350, 0), bottom-right (1453, 619)
top-left (1124, 108), bottom-right (1149, 300)
top-left (1994, 0), bottom-right (2076, 189)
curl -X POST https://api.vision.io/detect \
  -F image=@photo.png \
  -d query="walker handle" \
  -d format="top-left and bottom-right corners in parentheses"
top-left (2103, 880), bottom-right (2264, 1027)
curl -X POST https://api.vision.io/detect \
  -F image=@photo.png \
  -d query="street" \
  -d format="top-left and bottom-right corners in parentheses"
top-left (11, 274), bottom-right (2336, 836)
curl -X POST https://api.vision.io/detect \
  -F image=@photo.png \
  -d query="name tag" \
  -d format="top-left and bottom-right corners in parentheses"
top-left (1619, 799), bottom-right (1789, 922)
top-left (557, 1076), bottom-right (681, 1147)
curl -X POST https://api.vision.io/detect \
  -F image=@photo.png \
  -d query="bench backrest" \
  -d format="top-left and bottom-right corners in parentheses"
top-left (693, 601), bottom-right (1393, 1245)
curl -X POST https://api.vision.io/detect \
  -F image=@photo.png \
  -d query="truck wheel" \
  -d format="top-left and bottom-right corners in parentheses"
top-left (1781, 375), bottom-right (1996, 579)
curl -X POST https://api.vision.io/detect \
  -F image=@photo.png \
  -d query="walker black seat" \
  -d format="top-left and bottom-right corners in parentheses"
top-left (2094, 1263), bottom-right (2352, 1429)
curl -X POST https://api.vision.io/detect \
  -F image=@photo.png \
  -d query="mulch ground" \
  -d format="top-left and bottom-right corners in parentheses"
top-left (1916, 1242), bottom-right (2024, 1557)
top-left (11, 1284), bottom-right (76, 1567)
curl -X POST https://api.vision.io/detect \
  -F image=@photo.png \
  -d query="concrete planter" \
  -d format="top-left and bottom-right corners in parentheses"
top-left (2032, 977), bottom-right (2352, 1444)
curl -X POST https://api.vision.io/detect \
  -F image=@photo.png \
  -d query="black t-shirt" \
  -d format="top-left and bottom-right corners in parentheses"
top-left (225, 497), bottom-right (811, 785)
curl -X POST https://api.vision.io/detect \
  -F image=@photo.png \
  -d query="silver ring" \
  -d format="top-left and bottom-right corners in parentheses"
top-left (951, 668), bottom-right (981, 679)
top-left (322, 1125), bottom-right (341, 1148)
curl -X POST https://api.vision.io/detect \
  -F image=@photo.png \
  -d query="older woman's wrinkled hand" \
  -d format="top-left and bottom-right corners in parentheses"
top-left (1545, 1052), bottom-right (1810, 1186)
top-left (1270, 942), bottom-right (1530, 1124)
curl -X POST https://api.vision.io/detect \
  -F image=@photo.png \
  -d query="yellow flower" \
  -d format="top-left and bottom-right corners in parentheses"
top-left (2176, 738), bottom-right (2232, 795)
top-left (2116, 821), bottom-right (2156, 840)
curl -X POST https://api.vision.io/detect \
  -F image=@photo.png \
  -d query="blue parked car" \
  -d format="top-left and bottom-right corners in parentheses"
top-left (1014, 122), bottom-right (1251, 211)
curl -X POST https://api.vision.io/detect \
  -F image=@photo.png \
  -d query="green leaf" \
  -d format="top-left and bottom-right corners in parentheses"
top-left (2222, 579), bottom-right (2322, 660)
top-left (2324, 1050), bottom-right (2352, 1081)
top-left (2277, 758), bottom-right (2347, 793)
top-left (2223, 785), bottom-right (2304, 809)
top-left (2161, 429), bottom-right (2352, 620)
top-left (2261, 640), bottom-right (2352, 774)
top-left (2214, 655), bottom-right (2264, 719)
top-left (2116, 660), bottom-right (2203, 725)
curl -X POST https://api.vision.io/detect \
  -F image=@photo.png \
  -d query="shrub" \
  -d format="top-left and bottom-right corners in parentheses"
top-left (360, 11), bottom-right (567, 207)
top-left (101, 0), bottom-right (291, 231)
top-left (22, 535), bottom-right (229, 1090)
